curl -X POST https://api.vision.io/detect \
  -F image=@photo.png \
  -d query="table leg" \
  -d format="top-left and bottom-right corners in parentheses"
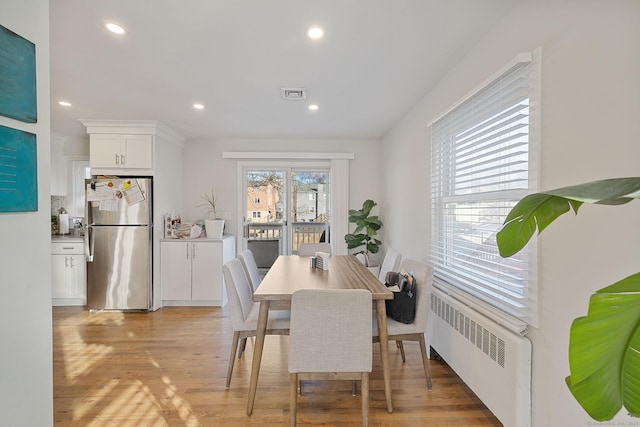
top-left (376, 299), bottom-right (393, 413)
top-left (247, 300), bottom-right (270, 415)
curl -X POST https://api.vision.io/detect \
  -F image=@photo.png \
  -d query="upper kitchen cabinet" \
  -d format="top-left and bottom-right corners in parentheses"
top-left (89, 133), bottom-right (153, 170)
top-left (79, 119), bottom-right (184, 177)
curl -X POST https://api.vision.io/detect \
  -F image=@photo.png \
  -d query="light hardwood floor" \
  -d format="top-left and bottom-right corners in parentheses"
top-left (53, 306), bottom-right (501, 426)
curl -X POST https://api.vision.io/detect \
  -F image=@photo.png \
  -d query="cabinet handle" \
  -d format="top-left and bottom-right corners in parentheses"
top-left (186, 243), bottom-right (190, 259)
top-left (65, 256), bottom-right (69, 268)
top-left (115, 153), bottom-right (119, 165)
top-left (70, 257), bottom-right (75, 268)
top-left (120, 154), bottom-right (125, 165)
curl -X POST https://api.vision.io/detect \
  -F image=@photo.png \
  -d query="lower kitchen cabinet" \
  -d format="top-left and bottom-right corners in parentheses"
top-left (51, 240), bottom-right (87, 306)
top-left (161, 235), bottom-right (235, 306)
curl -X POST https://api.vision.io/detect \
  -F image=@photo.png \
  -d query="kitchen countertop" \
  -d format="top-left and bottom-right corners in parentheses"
top-left (51, 234), bottom-right (84, 242)
top-left (160, 234), bottom-right (234, 242)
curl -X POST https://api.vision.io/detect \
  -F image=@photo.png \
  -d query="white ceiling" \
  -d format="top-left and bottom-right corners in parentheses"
top-left (49, 0), bottom-right (518, 141)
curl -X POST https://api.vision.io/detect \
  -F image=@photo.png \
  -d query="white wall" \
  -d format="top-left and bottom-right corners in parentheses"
top-left (50, 133), bottom-right (89, 199)
top-left (381, 1), bottom-right (640, 425)
top-left (181, 137), bottom-right (381, 251)
top-left (62, 135), bottom-right (90, 157)
top-left (50, 133), bottom-right (66, 195)
top-left (0, 1), bottom-right (53, 425)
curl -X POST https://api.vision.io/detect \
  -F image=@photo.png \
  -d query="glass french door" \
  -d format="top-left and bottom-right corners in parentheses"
top-left (242, 166), bottom-right (330, 270)
top-left (289, 170), bottom-right (330, 252)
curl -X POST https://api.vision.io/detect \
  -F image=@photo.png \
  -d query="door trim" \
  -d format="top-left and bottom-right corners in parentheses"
top-left (224, 151), bottom-right (354, 160)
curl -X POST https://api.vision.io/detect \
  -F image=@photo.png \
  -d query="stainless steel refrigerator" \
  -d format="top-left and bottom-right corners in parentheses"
top-left (85, 177), bottom-right (152, 310)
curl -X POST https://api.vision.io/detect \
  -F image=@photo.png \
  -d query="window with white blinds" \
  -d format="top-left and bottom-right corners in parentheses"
top-left (430, 50), bottom-right (540, 327)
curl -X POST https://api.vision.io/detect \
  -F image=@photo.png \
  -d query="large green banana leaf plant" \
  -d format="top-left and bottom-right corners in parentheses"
top-left (496, 177), bottom-right (640, 421)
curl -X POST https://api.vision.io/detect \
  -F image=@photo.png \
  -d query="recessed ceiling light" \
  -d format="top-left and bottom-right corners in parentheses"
top-left (308, 104), bottom-right (319, 111)
top-left (58, 101), bottom-right (72, 107)
top-left (306, 25), bottom-right (324, 40)
top-left (105, 22), bottom-right (125, 35)
top-left (193, 103), bottom-right (205, 110)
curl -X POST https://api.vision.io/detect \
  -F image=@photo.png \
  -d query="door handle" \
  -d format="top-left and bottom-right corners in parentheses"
top-left (85, 225), bottom-right (94, 262)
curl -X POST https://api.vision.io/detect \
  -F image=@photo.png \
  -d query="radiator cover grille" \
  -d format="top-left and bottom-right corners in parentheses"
top-left (432, 293), bottom-right (506, 368)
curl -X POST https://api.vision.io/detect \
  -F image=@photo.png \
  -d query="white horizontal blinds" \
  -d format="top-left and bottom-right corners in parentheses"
top-left (431, 54), bottom-right (538, 325)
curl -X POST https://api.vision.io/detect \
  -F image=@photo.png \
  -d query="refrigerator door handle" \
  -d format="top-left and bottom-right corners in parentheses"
top-left (86, 225), bottom-right (95, 262)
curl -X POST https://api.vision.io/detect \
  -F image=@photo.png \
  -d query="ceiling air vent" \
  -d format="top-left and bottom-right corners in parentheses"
top-left (280, 87), bottom-right (306, 100)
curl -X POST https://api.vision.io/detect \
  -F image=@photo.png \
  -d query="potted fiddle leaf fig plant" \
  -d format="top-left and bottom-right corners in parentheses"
top-left (199, 189), bottom-right (224, 239)
top-left (345, 199), bottom-right (383, 274)
top-left (496, 177), bottom-right (640, 422)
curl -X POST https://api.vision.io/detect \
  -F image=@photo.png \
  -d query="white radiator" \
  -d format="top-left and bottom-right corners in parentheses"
top-left (429, 287), bottom-right (531, 427)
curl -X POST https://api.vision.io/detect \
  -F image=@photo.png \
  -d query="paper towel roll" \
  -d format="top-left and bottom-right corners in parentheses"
top-left (58, 213), bottom-right (69, 235)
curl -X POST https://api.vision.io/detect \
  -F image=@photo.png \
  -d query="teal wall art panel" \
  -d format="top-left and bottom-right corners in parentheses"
top-left (0, 24), bottom-right (37, 123)
top-left (0, 125), bottom-right (37, 212)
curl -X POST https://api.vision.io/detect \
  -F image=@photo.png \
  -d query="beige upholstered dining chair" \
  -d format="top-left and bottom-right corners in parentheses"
top-left (377, 248), bottom-right (401, 283)
top-left (297, 242), bottom-right (331, 256)
top-left (289, 289), bottom-right (372, 427)
top-left (222, 258), bottom-right (290, 388)
top-left (238, 249), bottom-right (261, 292)
top-left (372, 258), bottom-right (434, 390)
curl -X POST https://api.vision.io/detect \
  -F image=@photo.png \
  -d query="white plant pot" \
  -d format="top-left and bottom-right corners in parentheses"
top-left (205, 219), bottom-right (225, 239)
top-left (367, 265), bottom-right (381, 278)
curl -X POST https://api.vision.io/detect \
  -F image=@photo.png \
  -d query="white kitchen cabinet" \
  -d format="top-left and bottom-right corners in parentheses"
top-left (89, 134), bottom-right (153, 170)
top-left (161, 235), bottom-right (235, 306)
top-left (51, 240), bottom-right (86, 306)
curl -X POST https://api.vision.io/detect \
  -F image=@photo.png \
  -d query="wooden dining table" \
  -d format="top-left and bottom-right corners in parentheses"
top-left (246, 254), bottom-right (395, 415)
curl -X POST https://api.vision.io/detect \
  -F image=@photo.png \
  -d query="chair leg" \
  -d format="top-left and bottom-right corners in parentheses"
top-left (397, 340), bottom-right (406, 363)
top-left (226, 331), bottom-right (240, 388)
top-left (418, 334), bottom-right (433, 390)
top-left (361, 372), bottom-right (369, 427)
top-left (239, 337), bottom-right (248, 358)
top-left (290, 373), bottom-right (298, 427)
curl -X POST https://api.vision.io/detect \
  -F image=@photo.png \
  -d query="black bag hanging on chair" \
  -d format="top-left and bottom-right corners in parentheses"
top-left (384, 270), bottom-right (417, 324)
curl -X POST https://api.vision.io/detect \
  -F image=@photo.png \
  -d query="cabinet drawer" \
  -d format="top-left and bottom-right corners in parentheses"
top-left (51, 241), bottom-right (84, 254)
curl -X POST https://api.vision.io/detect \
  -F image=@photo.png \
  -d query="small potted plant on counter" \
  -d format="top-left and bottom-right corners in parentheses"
top-left (344, 199), bottom-right (383, 276)
top-left (199, 189), bottom-right (225, 239)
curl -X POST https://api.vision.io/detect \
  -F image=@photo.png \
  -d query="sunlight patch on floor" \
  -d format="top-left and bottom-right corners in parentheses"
top-left (163, 375), bottom-right (202, 426)
top-left (59, 317), bottom-right (114, 383)
top-left (88, 380), bottom-right (163, 427)
top-left (86, 310), bottom-right (126, 326)
top-left (72, 378), bottom-right (119, 421)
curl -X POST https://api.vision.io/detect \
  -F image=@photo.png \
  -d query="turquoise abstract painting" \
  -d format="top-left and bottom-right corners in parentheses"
top-left (0, 24), bottom-right (37, 123)
top-left (0, 125), bottom-right (37, 212)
